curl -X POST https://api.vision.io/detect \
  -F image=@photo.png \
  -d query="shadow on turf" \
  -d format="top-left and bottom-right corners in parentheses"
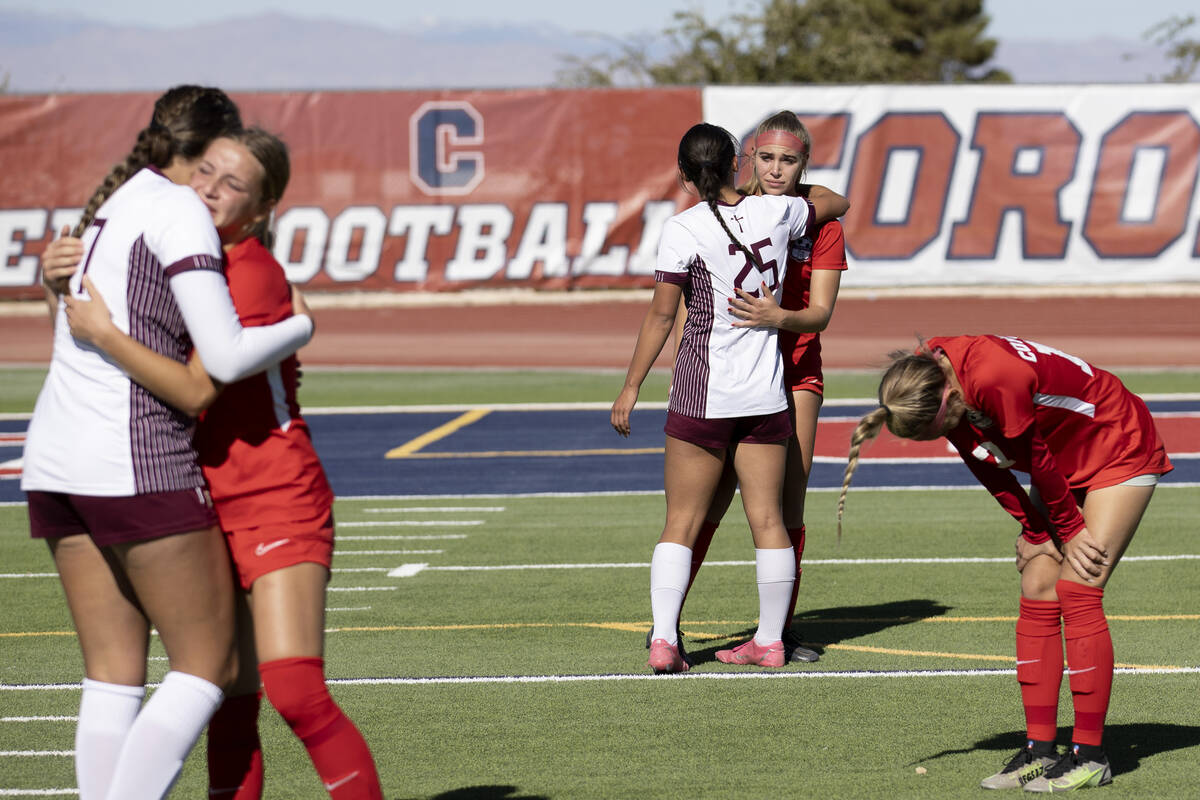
top-left (916, 723), bottom-right (1200, 776)
top-left (683, 597), bottom-right (952, 666)
top-left (395, 785), bottom-right (550, 800)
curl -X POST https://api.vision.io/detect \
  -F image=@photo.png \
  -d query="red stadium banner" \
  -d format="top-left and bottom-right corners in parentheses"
top-left (0, 89), bottom-right (701, 299)
top-left (3, 85), bottom-right (1200, 299)
top-left (708, 84), bottom-right (1200, 288)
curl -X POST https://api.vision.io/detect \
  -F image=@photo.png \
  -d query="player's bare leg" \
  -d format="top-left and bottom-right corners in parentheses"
top-left (251, 563), bottom-right (382, 799)
top-left (102, 526), bottom-right (237, 799)
top-left (650, 436), bottom-right (725, 672)
top-left (715, 441), bottom-right (792, 667)
top-left (49, 534), bottom-right (150, 798)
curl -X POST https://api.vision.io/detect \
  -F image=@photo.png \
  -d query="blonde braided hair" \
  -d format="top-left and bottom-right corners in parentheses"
top-left (837, 347), bottom-right (951, 538)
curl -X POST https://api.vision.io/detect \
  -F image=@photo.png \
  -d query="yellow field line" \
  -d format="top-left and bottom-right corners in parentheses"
top-left (0, 631), bottom-right (77, 638)
top-left (388, 447), bottom-right (664, 459)
top-left (384, 408), bottom-right (492, 458)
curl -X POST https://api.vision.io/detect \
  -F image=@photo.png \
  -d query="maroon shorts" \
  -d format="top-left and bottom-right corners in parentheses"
top-left (664, 409), bottom-right (793, 450)
top-left (27, 488), bottom-right (219, 548)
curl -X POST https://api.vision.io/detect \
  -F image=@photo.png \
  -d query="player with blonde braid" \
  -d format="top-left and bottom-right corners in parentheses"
top-left (611, 122), bottom-right (848, 673)
top-left (839, 336), bottom-right (1172, 791)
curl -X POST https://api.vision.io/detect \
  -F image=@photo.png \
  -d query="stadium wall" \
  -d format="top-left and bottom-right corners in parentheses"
top-left (1, 85), bottom-right (1197, 300)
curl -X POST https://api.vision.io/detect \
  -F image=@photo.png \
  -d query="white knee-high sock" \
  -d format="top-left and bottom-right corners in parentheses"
top-left (650, 542), bottom-right (693, 644)
top-left (104, 670), bottom-right (224, 800)
top-left (753, 547), bottom-right (795, 646)
top-left (75, 678), bottom-right (144, 800)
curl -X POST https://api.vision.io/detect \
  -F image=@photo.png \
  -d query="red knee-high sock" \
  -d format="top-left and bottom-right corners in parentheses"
top-left (206, 691), bottom-right (264, 800)
top-left (206, 690), bottom-right (262, 796)
top-left (259, 657), bottom-right (383, 800)
top-left (1016, 597), bottom-right (1064, 743)
top-left (682, 520), bottom-right (719, 602)
top-left (785, 526), bottom-right (806, 628)
top-left (1057, 580), bottom-right (1114, 747)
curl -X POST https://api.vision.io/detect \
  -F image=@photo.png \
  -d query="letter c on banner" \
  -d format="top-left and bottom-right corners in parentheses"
top-left (409, 101), bottom-right (485, 196)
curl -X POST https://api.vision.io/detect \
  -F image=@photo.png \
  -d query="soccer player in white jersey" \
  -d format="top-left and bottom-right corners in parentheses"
top-left (611, 122), bottom-right (849, 673)
top-left (48, 129), bottom-right (383, 800)
top-left (22, 86), bottom-right (314, 800)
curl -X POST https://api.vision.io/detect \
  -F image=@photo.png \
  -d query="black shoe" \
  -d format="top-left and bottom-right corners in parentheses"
top-left (782, 629), bottom-right (820, 663)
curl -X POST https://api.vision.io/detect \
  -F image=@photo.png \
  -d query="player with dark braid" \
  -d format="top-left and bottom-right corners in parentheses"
top-left (668, 111), bottom-right (848, 665)
top-left (24, 85), bottom-right (314, 800)
top-left (611, 122), bottom-right (848, 672)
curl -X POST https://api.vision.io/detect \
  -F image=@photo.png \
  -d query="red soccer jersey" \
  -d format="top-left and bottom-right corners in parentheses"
top-left (778, 220), bottom-right (847, 374)
top-left (929, 335), bottom-right (1172, 542)
top-left (193, 237), bottom-right (334, 530)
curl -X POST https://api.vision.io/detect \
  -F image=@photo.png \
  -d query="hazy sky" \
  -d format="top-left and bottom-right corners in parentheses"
top-left (3, 0), bottom-right (1195, 40)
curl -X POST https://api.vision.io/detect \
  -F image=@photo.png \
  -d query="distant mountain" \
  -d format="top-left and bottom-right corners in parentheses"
top-left (0, 9), bottom-right (612, 92)
top-left (990, 37), bottom-right (1174, 83)
top-left (0, 9), bottom-right (1178, 92)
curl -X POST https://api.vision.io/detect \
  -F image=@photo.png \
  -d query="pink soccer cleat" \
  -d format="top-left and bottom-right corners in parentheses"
top-left (647, 638), bottom-right (690, 674)
top-left (715, 638), bottom-right (786, 667)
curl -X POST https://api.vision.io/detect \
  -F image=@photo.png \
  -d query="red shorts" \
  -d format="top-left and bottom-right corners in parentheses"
top-left (665, 409), bottom-right (793, 450)
top-left (26, 488), bottom-right (219, 548)
top-left (223, 510), bottom-right (334, 591)
top-left (784, 339), bottom-right (824, 395)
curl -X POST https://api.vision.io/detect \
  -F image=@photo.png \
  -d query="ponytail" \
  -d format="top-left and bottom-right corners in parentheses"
top-left (836, 407), bottom-right (889, 541)
top-left (677, 122), bottom-right (764, 273)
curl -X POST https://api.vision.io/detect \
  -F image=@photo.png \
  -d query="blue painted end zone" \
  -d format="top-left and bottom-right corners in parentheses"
top-left (1, 402), bottom-right (1197, 502)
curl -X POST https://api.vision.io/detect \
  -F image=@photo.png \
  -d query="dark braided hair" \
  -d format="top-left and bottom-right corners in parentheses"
top-left (73, 85), bottom-right (242, 236)
top-left (677, 123), bottom-right (764, 272)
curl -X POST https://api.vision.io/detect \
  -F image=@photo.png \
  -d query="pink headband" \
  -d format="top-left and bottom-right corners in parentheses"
top-left (754, 130), bottom-right (808, 155)
top-left (914, 382), bottom-right (952, 440)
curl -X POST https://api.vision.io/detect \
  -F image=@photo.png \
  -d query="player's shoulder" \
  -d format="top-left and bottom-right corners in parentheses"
top-left (229, 236), bottom-right (284, 271)
top-left (225, 237), bottom-right (289, 295)
top-left (129, 168), bottom-right (210, 221)
top-left (813, 217), bottom-right (845, 241)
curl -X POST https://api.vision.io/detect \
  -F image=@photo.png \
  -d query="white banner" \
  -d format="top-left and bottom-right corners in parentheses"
top-left (704, 85), bottom-right (1200, 287)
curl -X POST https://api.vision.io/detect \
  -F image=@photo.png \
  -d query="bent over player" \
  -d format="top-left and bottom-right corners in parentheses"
top-left (838, 335), bottom-right (1172, 792)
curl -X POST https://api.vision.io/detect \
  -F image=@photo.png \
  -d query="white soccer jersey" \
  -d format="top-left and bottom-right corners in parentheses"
top-left (22, 167), bottom-right (312, 496)
top-left (657, 194), bottom-right (813, 419)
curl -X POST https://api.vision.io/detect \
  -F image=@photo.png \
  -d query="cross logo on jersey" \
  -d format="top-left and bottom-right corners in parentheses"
top-left (730, 212), bottom-right (745, 232)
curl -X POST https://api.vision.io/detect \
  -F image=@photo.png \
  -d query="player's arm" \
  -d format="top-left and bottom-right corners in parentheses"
top-left (611, 280), bottom-right (682, 437)
top-left (65, 276), bottom-right (220, 417)
top-left (729, 268), bottom-right (842, 331)
top-left (799, 184), bottom-right (849, 223)
top-left (948, 430), bottom-right (1056, 545)
top-left (731, 220), bottom-right (845, 331)
top-left (170, 268), bottom-right (312, 384)
top-left (1023, 427), bottom-right (1109, 581)
top-left (40, 226), bottom-right (83, 325)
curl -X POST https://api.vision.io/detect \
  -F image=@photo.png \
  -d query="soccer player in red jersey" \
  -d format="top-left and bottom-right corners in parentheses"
top-left (45, 129), bottom-right (382, 800)
top-left (673, 111), bottom-right (847, 665)
top-left (838, 335), bottom-right (1172, 791)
